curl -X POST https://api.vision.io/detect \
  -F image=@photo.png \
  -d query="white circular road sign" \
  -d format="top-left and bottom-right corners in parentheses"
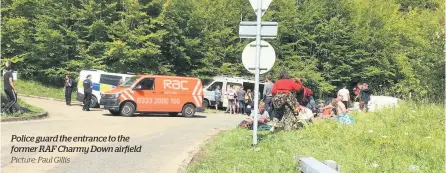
top-left (242, 40), bottom-right (276, 74)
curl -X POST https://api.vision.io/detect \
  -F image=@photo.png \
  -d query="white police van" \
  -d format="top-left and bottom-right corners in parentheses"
top-left (202, 76), bottom-right (265, 109)
top-left (76, 70), bottom-right (134, 108)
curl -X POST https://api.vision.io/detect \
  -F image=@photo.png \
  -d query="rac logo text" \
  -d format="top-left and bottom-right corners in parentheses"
top-left (164, 80), bottom-right (188, 90)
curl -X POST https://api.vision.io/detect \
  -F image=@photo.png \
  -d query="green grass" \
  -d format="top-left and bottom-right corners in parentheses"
top-left (14, 80), bottom-right (72, 100)
top-left (0, 80), bottom-right (53, 118)
top-left (188, 102), bottom-right (445, 173)
top-left (1, 99), bottom-right (45, 118)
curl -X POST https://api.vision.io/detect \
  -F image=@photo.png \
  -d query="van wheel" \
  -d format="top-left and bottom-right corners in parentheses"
top-left (202, 100), bottom-right (209, 110)
top-left (90, 96), bottom-right (99, 108)
top-left (121, 102), bottom-right (136, 117)
top-left (182, 104), bottom-right (196, 118)
top-left (109, 110), bottom-right (120, 116)
top-left (168, 112), bottom-right (179, 116)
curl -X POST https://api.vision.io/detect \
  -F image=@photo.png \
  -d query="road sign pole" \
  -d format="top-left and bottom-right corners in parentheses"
top-left (252, 0), bottom-right (262, 147)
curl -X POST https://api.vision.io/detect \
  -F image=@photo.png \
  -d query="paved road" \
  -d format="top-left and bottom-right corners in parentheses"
top-left (1, 97), bottom-right (244, 173)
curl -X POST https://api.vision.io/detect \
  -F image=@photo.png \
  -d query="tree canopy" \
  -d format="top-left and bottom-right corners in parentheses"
top-left (1, 0), bottom-right (444, 102)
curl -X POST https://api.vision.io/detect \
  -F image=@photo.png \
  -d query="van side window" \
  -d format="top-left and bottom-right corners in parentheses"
top-left (137, 78), bottom-right (155, 90)
top-left (206, 82), bottom-right (223, 91)
top-left (227, 82), bottom-right (242, 91)
top-left (100, 74), bottom-right (122, 86)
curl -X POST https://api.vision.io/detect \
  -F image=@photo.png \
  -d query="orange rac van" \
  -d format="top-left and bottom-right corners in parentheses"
top-left (100, 75), bottom-right (203, 117)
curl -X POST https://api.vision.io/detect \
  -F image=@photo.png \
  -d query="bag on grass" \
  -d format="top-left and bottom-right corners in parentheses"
top-left (256, 124), bottom-right (272, 131)
top-left (238, 120), bottom-right (249, 128)
top-left (337, 114), bottom-right (355, 125)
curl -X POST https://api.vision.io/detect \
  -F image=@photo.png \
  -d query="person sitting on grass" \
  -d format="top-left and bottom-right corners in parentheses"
top-left (320, 96), bottom-right (347, 118)
top-left (315, 102), bottom-right (326, 118)
top-left (292, 104), bottom-right (315, 128)
top-left (238, 102), bottom-right (270, 129)
top-left (295, 104), bottom-right (314, 122)
top-left (247, 101), bottom-right (270, 124)
top-left (333, 96), bottom-right (347, 115)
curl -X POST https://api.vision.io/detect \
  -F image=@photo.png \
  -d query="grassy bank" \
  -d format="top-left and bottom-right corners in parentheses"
top-left (188, 102), bottom-right (445, 173)
top-left (1, 99), bottom-right (45, 118)
top-left (14, 80), bottom-right (72, 100)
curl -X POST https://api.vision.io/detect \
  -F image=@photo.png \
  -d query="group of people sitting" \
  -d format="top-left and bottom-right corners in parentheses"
top-left (238, 71), bottom-right (318, 132)
top-left (239, 71), bottom-right (367, 132)
top-left (239, 99), bottom-right (315, 131)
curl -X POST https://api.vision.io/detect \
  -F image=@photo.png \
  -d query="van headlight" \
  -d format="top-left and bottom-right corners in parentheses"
top-left (104, 93), bottom-right (120, 99)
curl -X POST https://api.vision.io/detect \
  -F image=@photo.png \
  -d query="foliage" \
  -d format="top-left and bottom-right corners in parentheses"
top-left (1, 99), bottom-right (45, 118)
top-left (1, 0), bottom-right (444, 102)
top-left (14, 80), bottom-right (74, 100)
top-left (188, 102), bottom-right (445, 173)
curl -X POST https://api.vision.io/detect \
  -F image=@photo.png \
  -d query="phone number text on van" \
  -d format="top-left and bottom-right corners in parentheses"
top-left (136, 98), bottom-right (181, 104)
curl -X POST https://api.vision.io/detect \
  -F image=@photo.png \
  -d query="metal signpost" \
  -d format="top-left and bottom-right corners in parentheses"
top-left (239, 0), bottom-right (277, 146)
top-left (239, 22), bottom-right (278, 39)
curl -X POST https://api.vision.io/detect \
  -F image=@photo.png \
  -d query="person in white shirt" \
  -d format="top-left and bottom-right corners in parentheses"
top-left (337, 86), bottom-right (350, 108)
top-left (226, 85), bottom-right (237, 114)
top-left (248, 102), bottom-right (270, 124)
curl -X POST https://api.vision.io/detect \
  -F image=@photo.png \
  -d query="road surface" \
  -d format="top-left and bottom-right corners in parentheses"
top-left (1, 97), bottom-right (244, 173)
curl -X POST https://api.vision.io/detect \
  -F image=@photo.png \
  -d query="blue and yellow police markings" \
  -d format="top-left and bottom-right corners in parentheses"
top-left (91, 83), bottom-right (115, 96)
top-left (99, 84), bottom-right (114, 92)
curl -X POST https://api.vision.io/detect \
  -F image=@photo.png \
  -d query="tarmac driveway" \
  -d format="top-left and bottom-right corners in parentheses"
top-left (1, 97), bottom-right (244, 173)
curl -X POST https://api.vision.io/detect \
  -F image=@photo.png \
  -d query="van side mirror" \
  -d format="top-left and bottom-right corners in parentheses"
top-left (133, 85), bottom-right (142, 90)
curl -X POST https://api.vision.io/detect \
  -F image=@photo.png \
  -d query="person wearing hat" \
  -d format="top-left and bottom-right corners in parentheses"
top-left (82, 74), bottom-right (93, 111)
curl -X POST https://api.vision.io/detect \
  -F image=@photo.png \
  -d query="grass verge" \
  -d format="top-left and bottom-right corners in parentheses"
top-left (187, 102), bottom-right (445, 173)
top-left (1, 99), bottom-right (45, 119)
top-left (14, 80), bottom-right (72, 100)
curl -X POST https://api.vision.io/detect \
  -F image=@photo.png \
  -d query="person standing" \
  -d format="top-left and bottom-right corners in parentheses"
top-left (82, 75), bottom-right (93, 111)
top-left (115, 78), bottom-right (123, 88)
top-left (337, 86), bottom-right (350, 109)
top-left (360, 83), bottom-right (372, 112)
top-left (2, 66), bottom-right (18, 114)
top-left (214, 85), bottom-right (221, 110)
top-left (270, 71), bottom-right (303, 131)
top-left (65, 75), bottom-right (73, 106)
top-left (353, 83), bottom-right (362, 102)
top-left (237, 87), bottom-right (246, 115)
top-left (226, 85), bottom-right (236, 114)
top-left (262, 75), bottom-right (274, 116)
top-left (234, 86), bottom-right (239, 114)
top-left (244, 89), bottom-right (253, 115)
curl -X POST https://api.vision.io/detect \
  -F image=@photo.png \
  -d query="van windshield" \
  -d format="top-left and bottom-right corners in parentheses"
top-left (120, 76), bottom-right (138, 87)
top-left (202, 79), bottom-right (213, 88)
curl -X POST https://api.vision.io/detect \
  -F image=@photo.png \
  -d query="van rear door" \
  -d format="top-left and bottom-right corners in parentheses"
top-left (157, 77), bottom-right (203, 112)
